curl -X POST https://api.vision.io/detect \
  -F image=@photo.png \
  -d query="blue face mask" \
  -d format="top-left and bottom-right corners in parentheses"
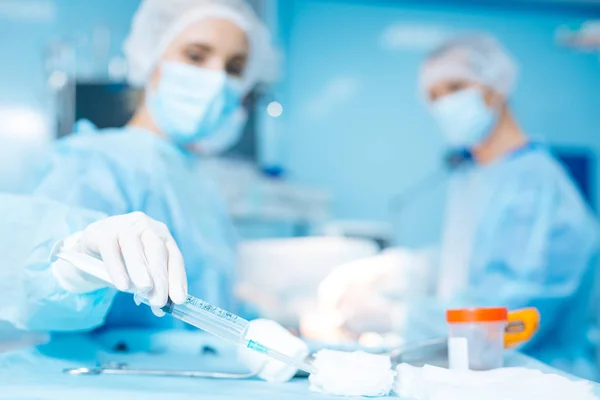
top-left (430, 87), bottom-right (499, 149)
top-left (147, 61), bottom-right (242, 145)
top-left (191, 108), bottom-right (248, 156)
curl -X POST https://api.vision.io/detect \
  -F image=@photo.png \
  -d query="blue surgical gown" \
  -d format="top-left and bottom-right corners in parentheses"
top-left (407, 146), bottom-right (600, 380)
top-left (0, 194), bottom-right (116, 331)
top-left (24, 123), bottom-right (237, 331)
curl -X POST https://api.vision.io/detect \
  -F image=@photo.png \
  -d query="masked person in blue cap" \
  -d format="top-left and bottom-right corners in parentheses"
top-left (318, 33), bottom-right (599, 380)
top-left (421, 33), bottom-right (599, 379)
top-left (25, 0), bottom-right (278, 330)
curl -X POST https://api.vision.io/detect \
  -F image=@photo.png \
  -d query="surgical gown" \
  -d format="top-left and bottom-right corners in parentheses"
top-left (408, 146), bottom-right (600, 379)
top-left (0, 194), bottom-right (116, 331)
top-left (26, 123), bottom-right (237, 331)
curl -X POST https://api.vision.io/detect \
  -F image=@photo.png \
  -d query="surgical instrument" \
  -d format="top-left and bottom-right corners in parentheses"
top-left (64, 362), bottom-right (257, 379)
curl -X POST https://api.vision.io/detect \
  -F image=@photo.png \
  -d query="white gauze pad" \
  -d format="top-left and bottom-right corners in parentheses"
top-left (309, 349), bottom-right (396, 397)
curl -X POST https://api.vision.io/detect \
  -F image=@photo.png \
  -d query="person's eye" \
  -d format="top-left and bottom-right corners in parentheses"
top-left (226, 63), bottom-right (244, 77)
top-left (185, 50), bottom-right (206, 64)
top-left (448, 82), bottom-right (466, 92)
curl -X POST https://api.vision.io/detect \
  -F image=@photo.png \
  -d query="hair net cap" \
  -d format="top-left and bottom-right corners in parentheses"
top-left (420, 34), bottom-right (518, 97)
top-left (124, 0), bottom-right (279, 94)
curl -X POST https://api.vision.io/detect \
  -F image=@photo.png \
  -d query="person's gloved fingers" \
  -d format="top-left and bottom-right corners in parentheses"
top-left (118, 227), bottom-right (153, 293)
top-left (141, 229), bottom-right (169, 308)
top-left (151, 219), bottom-right (173, 238)
top-left (98, 237), bottom-right (131, 292)
top-left (151, 307), bottom-right (166, 317)
top-left (165, 236), bottom-right (187, 304)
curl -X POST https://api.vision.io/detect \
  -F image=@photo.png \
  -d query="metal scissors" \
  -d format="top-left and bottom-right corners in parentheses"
top-left (64, 362), bottom-right (257, 379)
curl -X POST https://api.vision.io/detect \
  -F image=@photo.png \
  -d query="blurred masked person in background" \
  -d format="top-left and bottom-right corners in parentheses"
top-left (317, 34), bottom-right (599, 380)
top-left (23, 0), bottom-right (278, 331)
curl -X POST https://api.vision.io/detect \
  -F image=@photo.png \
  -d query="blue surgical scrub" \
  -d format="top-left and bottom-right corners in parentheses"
top-left (408, 145), bottom-right (600, 380)
top-left (26, 123), bottom-right (237, 330)
top-left (0, 193), bottom-right (114, 331)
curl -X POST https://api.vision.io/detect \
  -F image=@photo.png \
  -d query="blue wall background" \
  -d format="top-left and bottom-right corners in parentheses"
top-left (275, 0), bottom-right (600, 246)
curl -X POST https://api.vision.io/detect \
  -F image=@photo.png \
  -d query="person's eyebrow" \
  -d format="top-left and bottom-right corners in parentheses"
top-left (229, 53), bottom-right (248, 62)
top-left (185, 43), bottom-right (214, 53)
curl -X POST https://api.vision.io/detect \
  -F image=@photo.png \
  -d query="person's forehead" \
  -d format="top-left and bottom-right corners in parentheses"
top-left (173, 18), bottom-right (249, 49)
top-left (428, 48), bottom-right (474, 70)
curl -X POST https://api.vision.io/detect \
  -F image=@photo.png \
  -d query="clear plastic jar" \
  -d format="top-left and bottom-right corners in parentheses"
top-left (446, 307), bottom-right (508, 371)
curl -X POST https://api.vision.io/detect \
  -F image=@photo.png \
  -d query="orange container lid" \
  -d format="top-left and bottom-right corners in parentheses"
top-left (446, 307), bottom-right (508, 323)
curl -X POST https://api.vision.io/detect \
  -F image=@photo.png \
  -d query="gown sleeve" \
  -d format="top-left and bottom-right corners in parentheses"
top-left (31, 136), bottom-right (135, 216)
top-left (0, 194), bottom-right (117, 332)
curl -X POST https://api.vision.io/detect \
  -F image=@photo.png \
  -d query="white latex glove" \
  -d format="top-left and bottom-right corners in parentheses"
top-left (314, 249), bottom-right (432, 336)
top-left (52, 212), bottom-right (187, 312)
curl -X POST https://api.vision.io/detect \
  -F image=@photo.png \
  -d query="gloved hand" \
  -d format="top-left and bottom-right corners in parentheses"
top-left (310, 248), bottom-right (436, 337)
top-left (52, 212), bottom-right (187, 311)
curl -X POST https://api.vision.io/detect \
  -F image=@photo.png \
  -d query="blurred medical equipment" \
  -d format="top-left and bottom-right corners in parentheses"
top-left (44, 27), bottom-right (127, 136)
top-left (393, 364), bottom-right (598, 400)
top-left (200, 158), bottom-right (331, 238)
top-left (52, 247), bottom-right (315, 376)
top-left (237, 236), bottom-right (379, 326)
top-left (318, 220), bottom-right (395, 249)
top-left (420, 33), bottom-right (518, 97)
top-left (64, 362), bottom-right (256, 379)
top-left (557, 20), bottom-right (600, 50)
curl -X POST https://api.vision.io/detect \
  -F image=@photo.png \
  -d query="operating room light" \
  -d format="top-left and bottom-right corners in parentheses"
top-left (266, 101), bottom-right (283, 118)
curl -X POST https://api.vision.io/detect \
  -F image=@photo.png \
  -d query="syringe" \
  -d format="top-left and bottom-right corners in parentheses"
top-left (147, 295), bottom-right (315, 374)
top-left (52, 245), bottom-right (316, 375)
